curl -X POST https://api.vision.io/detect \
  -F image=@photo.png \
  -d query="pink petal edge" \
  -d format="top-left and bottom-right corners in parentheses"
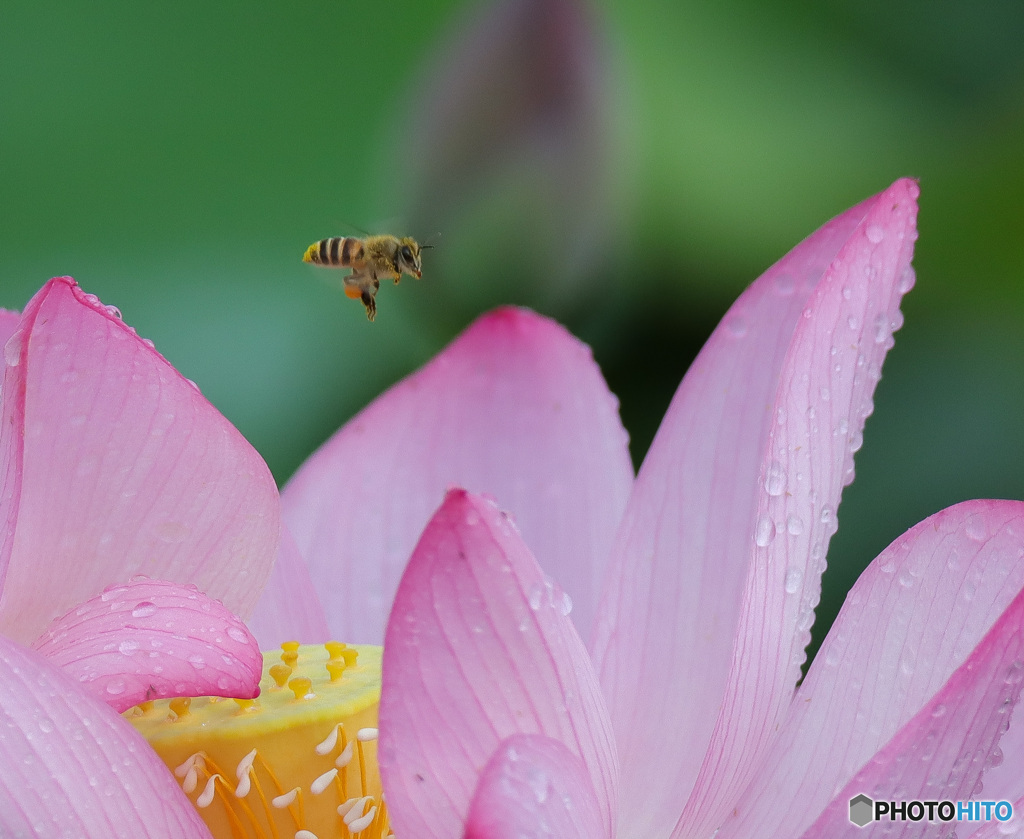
top-left (591, 178), bottom-right (918, 838)
top-left (979, 653), bottom-right (1024, 802)
top-left (714, 500), bottom-right (1024, 839)
top-left (678, 177), bottom-right (919, 837)
top-left (0, 633), bottom-right (213, 838)
top-left (465, 734), bottom-right (609, 839)
top-left (282, 306), bottom-right (632, 644)
top-left (0, 308), bottom-right (20, 348)
top-left (32, 577), bottom-right (262, 713)
top-left (798, 559), bottom-right (1024, 838)
top-left (380, 489), bottom-right (617, 839)
top-left (0, 277), bottom-right (280, 644)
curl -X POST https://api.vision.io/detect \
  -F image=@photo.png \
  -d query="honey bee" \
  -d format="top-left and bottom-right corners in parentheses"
top-left (303, 235), bottom-right (426, 321)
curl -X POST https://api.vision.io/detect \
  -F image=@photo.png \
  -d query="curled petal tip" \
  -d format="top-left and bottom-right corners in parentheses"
top-left (33, 578), bottom-right (263, 713)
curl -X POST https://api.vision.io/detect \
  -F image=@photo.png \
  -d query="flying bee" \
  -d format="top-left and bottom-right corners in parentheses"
top-left (303, 235), bottom-right (427, 321)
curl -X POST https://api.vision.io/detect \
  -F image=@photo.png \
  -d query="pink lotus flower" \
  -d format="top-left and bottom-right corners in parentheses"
top-left (278, 177), bottom-right (1024, 837)
top-left (0, 279), bottom-right (280, 836)
top-left (4, 176), bottom-right (1021, 839)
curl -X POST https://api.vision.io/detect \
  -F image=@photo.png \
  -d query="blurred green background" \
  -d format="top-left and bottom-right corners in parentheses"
top-left (2, 0), bottom-right (1022, 662)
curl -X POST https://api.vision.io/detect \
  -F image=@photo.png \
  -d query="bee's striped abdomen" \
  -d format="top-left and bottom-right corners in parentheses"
top-left (303, 236), bottom-right (365, 267)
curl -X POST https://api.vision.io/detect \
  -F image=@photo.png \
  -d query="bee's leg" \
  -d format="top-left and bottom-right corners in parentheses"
top-left (361, 288), bottom-right (377, 322)
top-left (344, 272), bottom-right (379, 321)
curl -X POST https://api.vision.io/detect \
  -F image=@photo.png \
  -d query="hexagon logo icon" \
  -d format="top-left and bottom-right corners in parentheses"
top-left (849, 794), bottom-right (874, 827)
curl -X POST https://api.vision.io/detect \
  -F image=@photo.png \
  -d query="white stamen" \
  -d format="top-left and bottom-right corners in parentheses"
top-left (348, 805), bottom-right (377, 833)
top-left (310, 768), bottom-right (338, 795)
top-left (235, 747), bottom-right (257, 778)
top-left (272, 788), bottom-right (299, 808)
top-left (356, 727), bottom-right (378, 742)
top-left (174, 753), bottom-right (200, 778)
top-left (235, 769), bottom-right (251, 798)
top-left (337, 796), bottom-right (364, 818)
top-left (342, 797), bottom-right (371, 825)
top-left (197, 775), bottom-right (220, 808)
top-left (295, 831), bottom-right (320, 839)
top-left (315, 724), bottom-right (340, 755)
top-left (335, 739), bottom-right (354, 768)
top-left (182, 765), bottom-right (199, 794)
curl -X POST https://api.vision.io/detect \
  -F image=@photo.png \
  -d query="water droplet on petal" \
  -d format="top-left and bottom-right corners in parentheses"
top-left (558, 590), bottom-right (573, 616)
top-left (773, 273), bottom-right (796, 296)
top-left (898, 267), bottom-right (916, 294)
top-left (725, 315), bottom-right (747, 338)
top-left (754, 517), bottom-right (776, 547)
top-left (4, 330), bottom-right (24, 366)
top-left (865, 224), bottom-right (884, 244)
top-left (227, 626), bottom-right (249, 644)
top-left (784, 568), bottom-right (803, 593)
top-left (106, 678), bottom-right (127, 696)
top-left (155, 521), bottom-right (189, 543)
top-left (528, 769), bottom-right (550, 804)
top-left (873, 313), bottom-right (889, 344)
top-left (964, 515), bottom-right (988, 543)
top-left (132, 602), bottom-right (156, 618)
top-left (764, 462), bottom-right (786, 497)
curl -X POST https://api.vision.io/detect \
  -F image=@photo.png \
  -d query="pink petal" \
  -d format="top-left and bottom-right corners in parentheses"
top-left (677, 178), bottom-right (920, 835)
top-left (0, 277), bottom-right (280, 644)
top-left (591, 178), bottom-right (919, 836)
top-left (797, 575), bottom-right (1024, 838)
top-left (31, 577), bottom-right (262, 713)
top-left (247, 524), bottom-right (331, 648)
top-left (0, 633), bottom-right (213, 838)
top-left (978, 664), bottom-right (1024, 802)
top-left (0, 308), bottom-right (20, 347)
top-left (465, 734), bottom-right (608, 839)
top-left (379, 489), bottom-right (617, 839)
top-left (710, 500), bottom-right (1024, 839)
top-left (282, 307), bottom-right (632, 644)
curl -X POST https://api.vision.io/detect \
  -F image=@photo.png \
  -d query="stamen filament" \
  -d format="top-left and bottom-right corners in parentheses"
top-left (128, 642), bottom-right (387, 839)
